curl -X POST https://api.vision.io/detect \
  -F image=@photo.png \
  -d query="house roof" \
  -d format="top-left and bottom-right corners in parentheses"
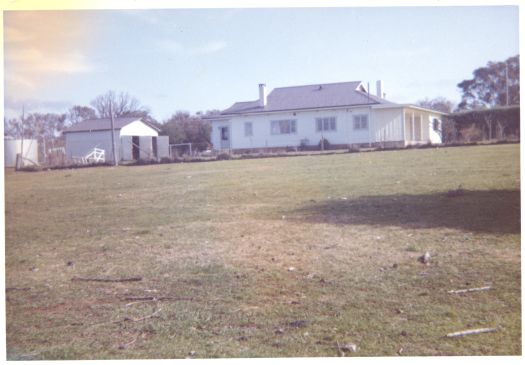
top-left (220, 81), bottom-right (398, 115)
top-left (63, 117), bottom-right (160, 133)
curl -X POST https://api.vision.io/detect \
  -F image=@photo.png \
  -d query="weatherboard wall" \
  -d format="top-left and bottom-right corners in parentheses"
top-left (65, 130), bottom-right (121, 162)
top-left (212, 106), bottom-right (409, 150)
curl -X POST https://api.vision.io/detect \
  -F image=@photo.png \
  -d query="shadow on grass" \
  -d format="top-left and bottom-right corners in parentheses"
top-left (290, 190), bottom-right (520, 234)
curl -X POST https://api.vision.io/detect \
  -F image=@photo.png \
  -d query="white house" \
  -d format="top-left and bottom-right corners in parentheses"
top-left (207, 81), bottom-right (445, 152)
top-left (63, 117), bottom-right (169, 162)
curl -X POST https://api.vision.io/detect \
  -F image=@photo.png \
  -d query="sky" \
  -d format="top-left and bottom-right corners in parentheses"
top-left (3, 4), bottom-right (520, 123)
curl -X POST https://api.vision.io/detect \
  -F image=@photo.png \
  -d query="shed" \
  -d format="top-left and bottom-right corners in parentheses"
top-left (62, 117), bottom-right (169, 162)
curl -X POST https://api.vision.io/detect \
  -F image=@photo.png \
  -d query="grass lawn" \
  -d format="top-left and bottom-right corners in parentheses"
top-left (4, 144), bottom-right (521, 359)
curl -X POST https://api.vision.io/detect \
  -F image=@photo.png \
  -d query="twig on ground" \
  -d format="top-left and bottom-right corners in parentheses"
top-left (119, 332), bottom-right (142, 350)
top-left (88, 307), bottom-right (162, 327)
top-left (6, 287), bottom-right (31, 291)
top-left (71, 276), bottom-right (143, 283)
top-left (447, 286), bottom-right (492, 294)
top-left (124, 308), bottom-right (162, 322)
top-left (124, 296), bottom-right (193, 307)
top-left (446, 328), bottom-right (497, 338)
top-left (336, 341), bottom-right (345, 357)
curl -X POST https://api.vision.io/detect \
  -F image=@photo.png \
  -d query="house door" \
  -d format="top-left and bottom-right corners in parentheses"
top-left (220, 126), bottom-right (230, 149)
top-left (152, 136), bottom-right (158, 158)
top-left (132, 136), bottom-right (140, 160)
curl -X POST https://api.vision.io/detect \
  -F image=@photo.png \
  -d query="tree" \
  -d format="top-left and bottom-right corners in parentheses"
top-left (66, 105), bottom-right (97, 126)
top-left (457, 55), bottom-right (520, 110)
top-left (417, 97), bottom-right (457, 143)
top-left (90, 90), bottom-right (148, 118)
top-left (4, 117), bottom-right (20, 138)
top-left (161, 111), bottom-right (211, 150)
top-left (417, 97), bottom-right (455, 113)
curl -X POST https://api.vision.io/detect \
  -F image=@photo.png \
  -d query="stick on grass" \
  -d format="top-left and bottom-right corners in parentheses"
top-left (446, 328), bottom-right (497, 338)
top-left (447, 286), bottom-right (492, 294)
top-left (71, 276), bottom-right (143, 283)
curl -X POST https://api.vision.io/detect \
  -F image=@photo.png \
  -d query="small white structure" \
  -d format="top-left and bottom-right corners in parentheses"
top-left (4, 137), bottom-right (39, 167)
top-left (206, 81), bottom-right (446, 152)
top-left (63, 117), bottom-right (170, 162)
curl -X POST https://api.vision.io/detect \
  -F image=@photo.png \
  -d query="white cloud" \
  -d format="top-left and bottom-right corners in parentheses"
top-left (4, 25), bottom-right (33, 43)
top-left (6, 47), bottom-right (93, 74)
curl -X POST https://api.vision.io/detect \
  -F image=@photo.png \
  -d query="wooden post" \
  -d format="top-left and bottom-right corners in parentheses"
top-left (109, 101), bottom-right (118, 166)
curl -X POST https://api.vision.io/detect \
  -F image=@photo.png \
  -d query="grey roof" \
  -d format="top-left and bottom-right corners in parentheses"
top-left (220, 81), bottom-right (397, 115)
top-left (63, 117), bottom-right (160, 133)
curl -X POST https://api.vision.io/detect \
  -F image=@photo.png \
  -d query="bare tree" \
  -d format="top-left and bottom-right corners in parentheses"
top-left (90, 91), bottom-right (148, 118)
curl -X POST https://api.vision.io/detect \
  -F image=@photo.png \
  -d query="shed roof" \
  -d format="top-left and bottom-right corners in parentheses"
top-left (63, 117), bottom-right (160, 133)
top-left (220, 81), bottom-right (398, 115)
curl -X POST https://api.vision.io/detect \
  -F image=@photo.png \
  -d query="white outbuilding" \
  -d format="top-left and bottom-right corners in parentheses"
top-left (62, 117), bottom-right (169, 163)
top-left (4, 137), bottom-right (39, 167)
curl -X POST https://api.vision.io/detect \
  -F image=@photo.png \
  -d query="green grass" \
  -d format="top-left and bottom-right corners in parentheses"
top-left (5, 144), bottom-right (521, 359)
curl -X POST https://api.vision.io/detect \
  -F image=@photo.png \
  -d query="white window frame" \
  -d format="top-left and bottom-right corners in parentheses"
top-left (244, 122), bottom-right (253, 137)
top-left (270, 119), bottom-right (297, 135)
top-left (316, 117), bottom-right (337, 132)
top-left (353, 114), bottom-right (369, 130)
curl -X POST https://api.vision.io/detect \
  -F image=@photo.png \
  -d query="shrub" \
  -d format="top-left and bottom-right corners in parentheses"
top-left (318, 138), bottom-right (331, 150)
top-left (217, 152), bottom-right (231, 160)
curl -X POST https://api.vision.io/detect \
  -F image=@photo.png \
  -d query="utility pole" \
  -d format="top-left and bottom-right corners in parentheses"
top-left (505, 61), bottom-right (509, 106)
top-left (20, 105), bottom-right (24, 157)
top-left (109, 101), bottom-right (118, 166)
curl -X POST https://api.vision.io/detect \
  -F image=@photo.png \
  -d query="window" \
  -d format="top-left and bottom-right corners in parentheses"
top-left (220, 126), bottom-right (229, 140)
top-left (244, 122), bottom-right (253, 136)
top-left (271, 119), bottom-right (297, 135)
top-left (316, 117), bottom-right (337, 132)
top-left (433, 118), bottom-right (440, 131)
top-left (353, 114), bottom-right (368, 130)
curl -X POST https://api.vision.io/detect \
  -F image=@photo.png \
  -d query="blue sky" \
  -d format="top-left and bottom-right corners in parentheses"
top-left (3, 5), bottom-right (520, 122)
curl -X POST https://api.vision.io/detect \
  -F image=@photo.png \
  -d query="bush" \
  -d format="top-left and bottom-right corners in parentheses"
top-left (217, 152), bottom-right (231, 160)
top-left (160, 157), bottom-right (172, 164)
top-left (318, 138), bottom-right (331, 150)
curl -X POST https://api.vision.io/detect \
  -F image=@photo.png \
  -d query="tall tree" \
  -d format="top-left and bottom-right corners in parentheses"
top-left (161, 111), bottom-right (211, 150)
top-left (457, 55), bottom-right (520, 109)
top-left (66, 105), bottom-right (97, 126)
top-left (90, 90), bottom-right (148, 118)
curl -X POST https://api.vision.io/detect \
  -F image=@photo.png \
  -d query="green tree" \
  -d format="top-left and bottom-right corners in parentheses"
top-left (161, 111), bottom-right (211, 150)
top-left (457, 55), bottom-right (520, 109)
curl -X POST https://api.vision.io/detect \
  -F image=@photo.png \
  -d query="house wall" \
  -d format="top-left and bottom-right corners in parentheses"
top-left (371, 108), bottom-right (404, 143)
top-left (211, 106), bottom-right (406, 150)
top-left (120, 121), bottom-right (159, 136)
top-left (402, 107), bottom-right (443, 145)
top-left (65, 130), bottom-right (121, 162)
